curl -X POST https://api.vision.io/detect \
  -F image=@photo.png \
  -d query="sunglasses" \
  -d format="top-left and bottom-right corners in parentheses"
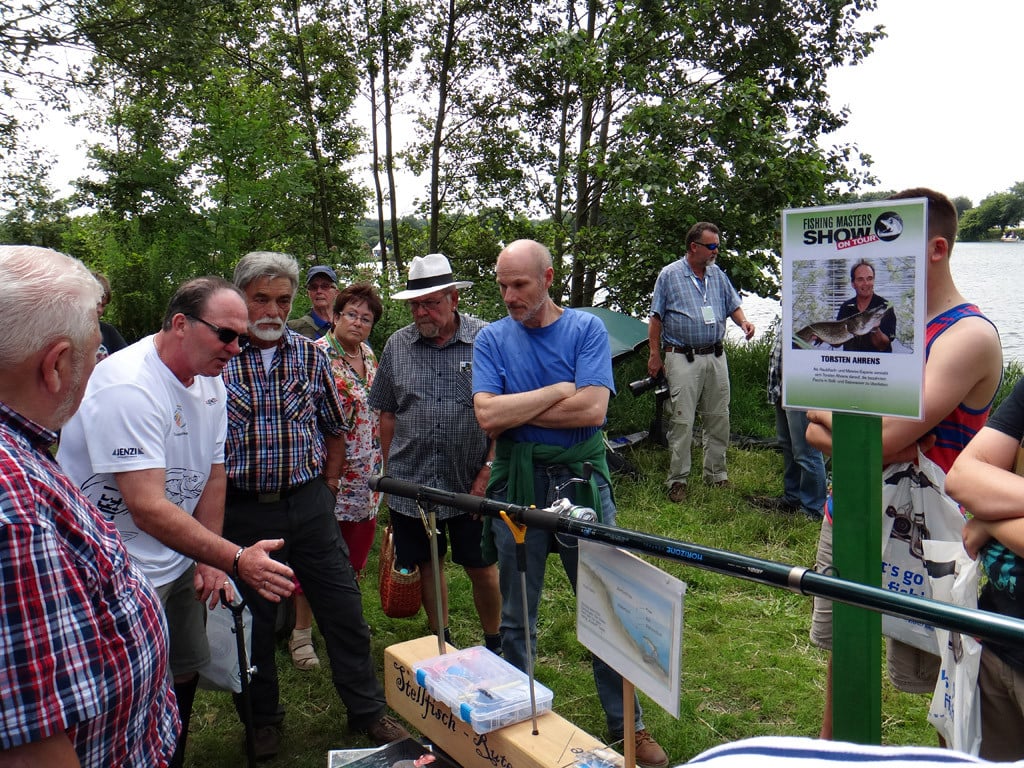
top-left (693, 241), bottom-right (719, 251)
top-left (186, 314), bottom-right (250, 347)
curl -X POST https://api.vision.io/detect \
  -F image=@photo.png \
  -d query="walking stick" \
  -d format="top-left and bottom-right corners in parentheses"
top-left (223, 588), bottom-right (256, 768)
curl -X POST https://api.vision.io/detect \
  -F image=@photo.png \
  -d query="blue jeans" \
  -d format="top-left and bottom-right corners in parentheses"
top-left (491, 464), bottom-right (644, 737)
top-left (775, 404), bottom-right (827, 517)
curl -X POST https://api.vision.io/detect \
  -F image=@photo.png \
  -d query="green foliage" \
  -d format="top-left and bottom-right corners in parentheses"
top-left (994, 359), bottom-right (1024, 413)
top-left (958, 185), bottom-right (1024, 241)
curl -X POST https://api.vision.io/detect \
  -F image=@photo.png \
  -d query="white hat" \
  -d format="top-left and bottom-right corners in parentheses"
top-left (392, 253), bottom-right (473, 300)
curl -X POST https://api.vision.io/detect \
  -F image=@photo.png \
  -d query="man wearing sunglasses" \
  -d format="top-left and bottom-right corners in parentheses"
top-left (58, 276), bottom-right (296, 768)
top-left (647, 221), bottom-right (755, 503)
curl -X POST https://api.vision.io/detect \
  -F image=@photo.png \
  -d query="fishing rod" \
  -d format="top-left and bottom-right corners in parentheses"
top-left (369, 474), bottom-right (1024, 646)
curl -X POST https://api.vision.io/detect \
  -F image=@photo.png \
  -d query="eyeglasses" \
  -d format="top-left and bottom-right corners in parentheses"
top-left (693, 241), bottom-right (719, 251)
top-left (186, 314), bottom-right (250, 347)
top-left (339, 310), bottom-right (374, 326)
top-left (408, 298), bottom-right (445, 312)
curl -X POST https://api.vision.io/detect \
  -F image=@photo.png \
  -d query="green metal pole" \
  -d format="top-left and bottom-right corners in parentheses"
top-left (831, 413), bottom-right (882, 744)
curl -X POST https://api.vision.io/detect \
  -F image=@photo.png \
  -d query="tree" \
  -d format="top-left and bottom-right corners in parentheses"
top-left (355, 0), bottom-right (418, 271)
top-left (55, 0), bottom-right (370, 333)
top-left (959, 188), bottom-right (1024, 241)
top-left (496, 1), bottom-right (882, 312)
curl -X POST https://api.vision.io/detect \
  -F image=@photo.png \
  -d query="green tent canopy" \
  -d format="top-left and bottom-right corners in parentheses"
top-left (576, 306), bottom-right (649, 362)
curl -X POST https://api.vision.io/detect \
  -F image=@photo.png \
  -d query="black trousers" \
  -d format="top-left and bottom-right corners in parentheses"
top-left (223, 479), bottom-right (386, 731)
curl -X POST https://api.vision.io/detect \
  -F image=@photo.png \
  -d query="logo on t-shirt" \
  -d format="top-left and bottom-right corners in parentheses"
top-left (111, 447), bottom-right (145, 457)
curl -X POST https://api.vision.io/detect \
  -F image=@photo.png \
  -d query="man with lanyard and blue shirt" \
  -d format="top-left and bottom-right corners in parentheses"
top-left (647, 222), bottom-right (755, 503)
top-left (474, 239), bottom-right (669, 768)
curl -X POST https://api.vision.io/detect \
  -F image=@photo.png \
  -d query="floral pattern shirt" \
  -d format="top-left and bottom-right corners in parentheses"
top-left (315, 335), bottom-right (382, 522)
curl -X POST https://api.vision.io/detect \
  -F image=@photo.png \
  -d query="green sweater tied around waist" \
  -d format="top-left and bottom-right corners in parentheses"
top-left (481, 430), bottom-right (610, 560)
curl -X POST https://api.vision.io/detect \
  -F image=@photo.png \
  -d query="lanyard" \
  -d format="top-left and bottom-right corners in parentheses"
top-left (689, 273), bottom-right (708, 303)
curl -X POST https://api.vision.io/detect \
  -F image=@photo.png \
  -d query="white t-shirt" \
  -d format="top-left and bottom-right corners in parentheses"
top-left (58, 335), bottom-right (228, 587)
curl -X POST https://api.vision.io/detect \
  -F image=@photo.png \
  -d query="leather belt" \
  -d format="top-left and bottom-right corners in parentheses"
top-left (665, 343), bottom-right (719, 356)
top-left (227, 480), bottom-right (312, 504)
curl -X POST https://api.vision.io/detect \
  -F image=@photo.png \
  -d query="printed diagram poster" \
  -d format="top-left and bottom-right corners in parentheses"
top-left (781, 198), bottom-right (927, 418)
top-left (576, 540), bottom-right (685, 716)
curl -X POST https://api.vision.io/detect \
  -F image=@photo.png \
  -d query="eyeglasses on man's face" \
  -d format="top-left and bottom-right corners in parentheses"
top-left (186, 314), bottom-right (250, 346)
top-left (407, 297), bottom-right (445, 313)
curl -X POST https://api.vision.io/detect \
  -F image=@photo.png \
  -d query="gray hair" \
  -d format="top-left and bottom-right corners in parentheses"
top-left (233, 251), bottom-right (299, 294)
top-left (0, 246), bottom-right (103, 367)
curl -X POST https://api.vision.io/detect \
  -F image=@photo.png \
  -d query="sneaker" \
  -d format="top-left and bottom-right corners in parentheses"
top-left (667, 483), bottom-right (687, 503)
top-left (634, 728), bottom-right (669, 768)
top-left (364, 713), bottom-right (411, 746)
top-left (253, 725), bottom-right (281, 761)
top-left (709, 479), bottom-right (731, 489)
top-left (746, 494), bottom-right (800, 513)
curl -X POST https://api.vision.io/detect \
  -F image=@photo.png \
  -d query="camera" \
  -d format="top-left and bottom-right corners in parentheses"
top-left (628, 373), bottom-right (667, 397)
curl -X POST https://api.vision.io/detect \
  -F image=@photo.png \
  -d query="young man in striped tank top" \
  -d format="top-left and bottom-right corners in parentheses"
top-left (805, 188), bottom-right (1003, 739)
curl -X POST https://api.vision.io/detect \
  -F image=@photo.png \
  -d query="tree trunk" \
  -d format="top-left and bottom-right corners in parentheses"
top-left (428, 0), bottom-right (456, 253)
top-left (289, 0), bottom-right (333, 252)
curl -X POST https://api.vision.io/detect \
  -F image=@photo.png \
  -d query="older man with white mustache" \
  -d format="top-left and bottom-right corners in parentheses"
top-left (220, 251), bottom-right (408, 760)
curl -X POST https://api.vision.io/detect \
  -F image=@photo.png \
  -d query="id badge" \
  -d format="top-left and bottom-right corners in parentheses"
top-left (701, 304), bottom-right (715, 325)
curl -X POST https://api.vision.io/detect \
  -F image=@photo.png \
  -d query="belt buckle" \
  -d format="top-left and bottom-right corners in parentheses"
top-left (257, 491), bottom-right (282, 504)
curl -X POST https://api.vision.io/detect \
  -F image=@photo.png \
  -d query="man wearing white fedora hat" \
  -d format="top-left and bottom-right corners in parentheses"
top-left (368, 253), bottom-right (503, 652)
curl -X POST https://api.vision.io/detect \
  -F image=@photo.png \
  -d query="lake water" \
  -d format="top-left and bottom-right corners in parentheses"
top-left (726, 241), bottom-right (1024, 364)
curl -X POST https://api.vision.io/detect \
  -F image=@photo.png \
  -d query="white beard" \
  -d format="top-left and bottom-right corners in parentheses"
top-left (250, 319), bottom-right (286, 343)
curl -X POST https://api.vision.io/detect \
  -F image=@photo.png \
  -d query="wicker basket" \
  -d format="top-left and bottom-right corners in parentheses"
top-left (378, 524), bottom-right (422, 618)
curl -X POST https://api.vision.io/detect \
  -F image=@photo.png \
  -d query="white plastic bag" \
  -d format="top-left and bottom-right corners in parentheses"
top-left (880, 452), bottom-right (966, 654)
top-left (926, 540), bottom-right (982, 754)
top-left (197, 583), bottom-right (252, 693)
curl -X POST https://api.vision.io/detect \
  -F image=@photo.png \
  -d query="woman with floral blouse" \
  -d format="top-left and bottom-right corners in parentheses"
top-left (315, 283), bottom-right (384, 576)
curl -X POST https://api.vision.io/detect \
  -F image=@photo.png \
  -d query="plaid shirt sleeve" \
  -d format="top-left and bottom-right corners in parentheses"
top-left (1, 409), bottom-right (178, 765)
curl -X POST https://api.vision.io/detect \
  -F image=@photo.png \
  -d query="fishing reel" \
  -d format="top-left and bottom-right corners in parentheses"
top-left (548, 463), bottom-right (598, 522)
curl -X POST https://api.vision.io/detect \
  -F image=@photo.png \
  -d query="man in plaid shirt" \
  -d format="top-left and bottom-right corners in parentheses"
top-left (368, 253), bottom-right (501, 653)
top-left (0, 245), bottom-right (178, 766)
top-left (222, 251), bottom-right (407, 760)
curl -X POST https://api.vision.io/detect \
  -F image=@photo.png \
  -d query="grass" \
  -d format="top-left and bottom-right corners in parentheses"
top-left (184, 338), bottom-right (958, 767)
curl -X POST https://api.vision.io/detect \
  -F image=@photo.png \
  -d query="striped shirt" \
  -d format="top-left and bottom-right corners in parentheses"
top-left (0, 401), bottom-right (178, 766)
top-left (688, 736), bottom-right (993, 766)
top-left (223, 330), bottom-right (349, 492)
top-left (924, 303), bottom-right (997, 474)
top-left (367, 314), bottom-right (489, 519)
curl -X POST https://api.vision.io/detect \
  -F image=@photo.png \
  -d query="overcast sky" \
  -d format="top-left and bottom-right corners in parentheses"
top-left (826, 0), bottom-right (1023, 205)
top-left (27, 1), bottom-right (1022, 210)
